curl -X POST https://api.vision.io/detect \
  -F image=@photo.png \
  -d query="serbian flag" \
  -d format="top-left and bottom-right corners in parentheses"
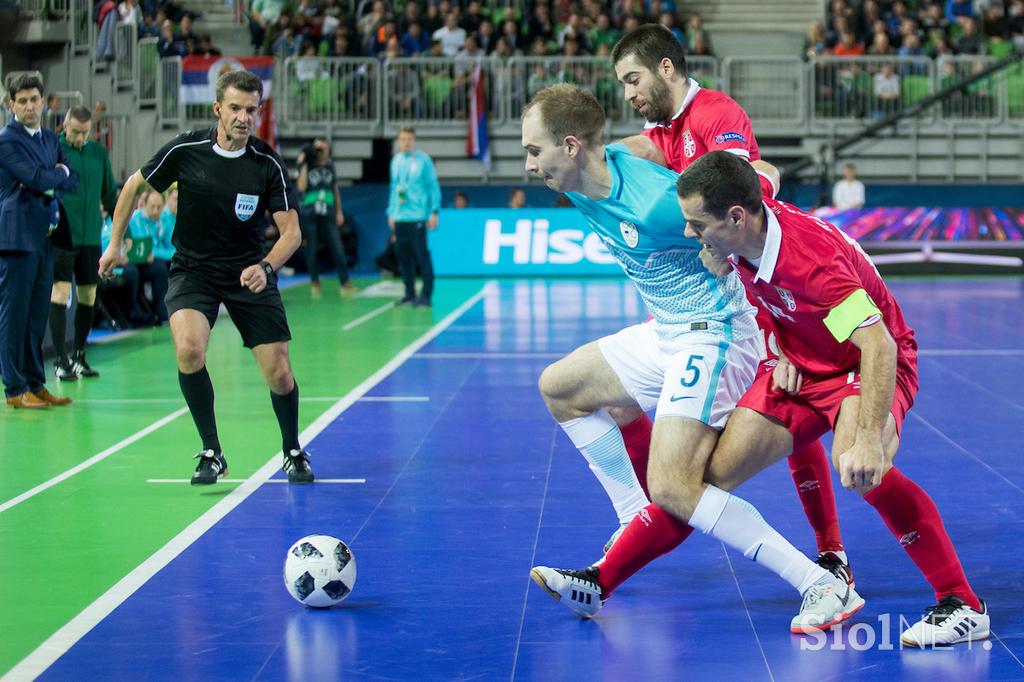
top-left (466, 61), bottom-right (491, 170)
top-left (181, 55), bottom-right (277, 149)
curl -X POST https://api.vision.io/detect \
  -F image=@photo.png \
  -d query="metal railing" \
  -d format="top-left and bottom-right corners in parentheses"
top-left (723, 56), bottom-right (805, 125)
top-left (280, 57), bottom-right (381, 126)
top-left (137, 37), bottom-right (159, 107)
top-left (113, 21), bottom-right (138, 90)
top-left (165, 54), bottom-right (1024, 133)
top-left (156, 57), bottom-right (182, 128)
top-left (68, 0), bottom-right (92, 55)
top-left (810, 56), bottom-right (936, 124)
top-left (383, 56), bottom-right (505, 128)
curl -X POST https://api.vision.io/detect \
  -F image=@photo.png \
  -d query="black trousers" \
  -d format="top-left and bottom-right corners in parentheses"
top-left (394, 220), bottom-right (434, 301)
top-left (302, 211), bottom-right (350, 285)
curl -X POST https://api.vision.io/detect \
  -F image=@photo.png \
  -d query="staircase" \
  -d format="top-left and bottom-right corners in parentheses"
top-left (682, 0), bottom-right (822, 58)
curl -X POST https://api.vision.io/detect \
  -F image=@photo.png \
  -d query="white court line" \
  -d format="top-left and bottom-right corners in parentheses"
top-left (342, 302), bottom-right (396, 331)
top-left (919, 349), bottom-right (1024, 356)
top-left (3, 281), bottom-right (493, 682)
top-left (0, 407), bottom-right (189, 515)
top-left (146, 478), bottom-right (366, 484)
top-left (78, 396), bottom-right (430, 405)
top-left (414, 352), bottom-right (563, 360)
top-left (358, 395), bottom-right (429, 402)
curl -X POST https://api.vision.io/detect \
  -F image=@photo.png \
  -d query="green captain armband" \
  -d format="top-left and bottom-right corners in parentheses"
top-left (823, 289), bottom-right (882, 342)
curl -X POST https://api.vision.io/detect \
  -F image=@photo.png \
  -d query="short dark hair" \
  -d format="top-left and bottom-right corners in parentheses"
top-left (522, 84), bottom-right (605, 147)
top-left (611, 24), bottom-right (687, 76)
top-left (676, 151), bottom-right (762, 219)
top-left (399, 126), bottom-right (416, 136)
top-left (215, 69), bottom-right (263, 102)
top-left (4, 72), bottom-right (45, 100)
top-left (66, 105), bottom-right (92, 123)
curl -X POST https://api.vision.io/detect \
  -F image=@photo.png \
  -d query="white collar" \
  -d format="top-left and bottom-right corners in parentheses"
top-left (212, 142), bottom-right (246, 158)
top-left (752, 203), bottom-right (783, 283)
top-left (643, 78), bottom-right (701, 130)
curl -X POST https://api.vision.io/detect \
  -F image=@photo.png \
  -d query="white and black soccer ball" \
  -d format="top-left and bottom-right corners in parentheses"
top-left (283, 534), bottom-right (357, 608)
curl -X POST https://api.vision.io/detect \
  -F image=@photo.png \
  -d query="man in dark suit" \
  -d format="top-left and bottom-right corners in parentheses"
top-left (0, 72), bottom-right (79, 408)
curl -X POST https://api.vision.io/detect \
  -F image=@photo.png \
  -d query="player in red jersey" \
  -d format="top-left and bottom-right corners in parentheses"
top-left (674, 150), bottom-right (988, 646)
top-left (576, 25), bottom-right (850, 603)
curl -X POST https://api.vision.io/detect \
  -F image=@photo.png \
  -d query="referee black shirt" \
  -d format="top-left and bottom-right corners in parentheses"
top-left (141, 127), bottom-right (298, 267)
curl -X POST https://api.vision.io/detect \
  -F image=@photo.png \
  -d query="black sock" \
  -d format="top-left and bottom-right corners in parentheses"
top-left (270, 381), bottom-right (301, 453)
top-left (74, 304), bottom-right (94, 354)
top-left (178, 367), bottom-right (221, 453)
top-left (49, 302), bottom-right (67, 360)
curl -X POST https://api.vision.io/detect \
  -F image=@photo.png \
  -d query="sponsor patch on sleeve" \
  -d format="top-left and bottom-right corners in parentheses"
top-left (714, 131), bottom-right (747, 145)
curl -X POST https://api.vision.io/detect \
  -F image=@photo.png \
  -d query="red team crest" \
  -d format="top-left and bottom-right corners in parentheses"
top-left (682, 130), bottom-right (696, 158)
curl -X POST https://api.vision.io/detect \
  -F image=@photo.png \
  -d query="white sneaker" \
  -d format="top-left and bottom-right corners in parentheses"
top-left (901, 596), bottom-right (989, 647)
top-left (791, 576), bottom-right (865, 634)
top-left (530, 565), bottom-right (604, 618)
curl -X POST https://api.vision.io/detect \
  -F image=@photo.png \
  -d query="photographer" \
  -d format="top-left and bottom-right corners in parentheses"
top-left (296, 137), bottom-right (356, 297)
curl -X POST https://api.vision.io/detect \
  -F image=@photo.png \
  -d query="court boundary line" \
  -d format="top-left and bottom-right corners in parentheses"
top-left (509, 425), bottom-right (558, 682)
top-left (342, 302), bottom-right (396, 331)
top-left (2, 282), bottom-right (493, 682)
top-left (721, 546), bottom-right (775, 681)
top-left (0, 407), bottom-right (189, 515)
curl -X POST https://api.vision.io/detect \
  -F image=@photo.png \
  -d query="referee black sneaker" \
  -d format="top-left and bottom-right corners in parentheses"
top-left (284, 449), bottom-right (314, 483)
top-left (395, 295), bottom-right (415, 306)
top-left (54, 357), bottom-right (78, 381)
top-left (72, 351), bottom-right (100, 378)
top-left (190, 450), bottom-right (228, 485)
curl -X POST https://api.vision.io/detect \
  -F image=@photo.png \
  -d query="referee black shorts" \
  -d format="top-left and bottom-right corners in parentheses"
top-left (165, 255), bottom-right (292, 349)
top-left (53, 245), bottom-right (102, 286)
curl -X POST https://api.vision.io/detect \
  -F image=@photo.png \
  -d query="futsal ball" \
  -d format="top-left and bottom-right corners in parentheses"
top-left (283, 534), bottom-right (357, 608)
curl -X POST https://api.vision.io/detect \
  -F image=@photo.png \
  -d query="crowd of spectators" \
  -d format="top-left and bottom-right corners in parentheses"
top-left (92, 0), bottom-right (222, 62)
top-left (247, 0), bottom-right (710, 61)
top-left (808, 0), bottom-right (1024, 118)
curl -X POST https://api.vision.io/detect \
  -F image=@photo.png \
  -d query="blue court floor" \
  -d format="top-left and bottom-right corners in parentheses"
top-left (26, 278), bottom-right (1024, 680)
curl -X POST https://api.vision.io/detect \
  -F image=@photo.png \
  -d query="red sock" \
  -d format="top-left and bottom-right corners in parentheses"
top-left (598, 503), bottom-right (694, 597)
top-left (864, 467), bottom-right (981, 611)
top-left (787, 440), bottom-right (844, 554)
top-left (619, 413), bottom-right (653, 499)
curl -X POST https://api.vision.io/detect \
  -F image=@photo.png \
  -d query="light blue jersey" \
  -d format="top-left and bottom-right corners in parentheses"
top-left (565, 144), bottom-right (758, 346)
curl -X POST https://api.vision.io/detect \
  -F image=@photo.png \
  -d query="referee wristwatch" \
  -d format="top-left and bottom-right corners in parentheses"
top-left (259, 260), bottom-right (275, 278)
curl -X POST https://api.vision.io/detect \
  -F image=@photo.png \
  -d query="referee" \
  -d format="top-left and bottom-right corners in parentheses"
top-left (98, 70), bottom-right (314, 485)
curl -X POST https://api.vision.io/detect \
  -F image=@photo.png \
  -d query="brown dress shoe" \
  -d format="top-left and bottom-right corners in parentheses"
top-left (6, 392), bottom-right (49, 409)
top-left (32, 388), bottom-right (72, 406)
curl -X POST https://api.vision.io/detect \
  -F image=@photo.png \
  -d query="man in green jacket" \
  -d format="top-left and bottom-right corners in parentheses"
top-left (50, 106), bottom-right (119, 379)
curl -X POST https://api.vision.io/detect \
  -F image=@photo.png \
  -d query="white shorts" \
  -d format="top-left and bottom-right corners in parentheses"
top-left (597, 321), bottom-right (761, 429)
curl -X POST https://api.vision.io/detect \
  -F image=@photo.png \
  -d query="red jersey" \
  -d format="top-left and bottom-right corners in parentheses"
top-left (729, 199), bottom-right (918, 379)
top-left (642, 79), bottom-right (760, 174)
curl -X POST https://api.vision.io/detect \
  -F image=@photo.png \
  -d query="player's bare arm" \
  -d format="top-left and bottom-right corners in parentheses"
top-left (240, 208), bottom-right (301, 293)
top-left (838, 321), bottom-right (898, 490)
top-left (98, 169), bottom-right (146, 278)
top-left (771, 353), bottom-right (803, 395)
top-left (618, 135), bottom-right (668, 167)
top-left (750, 160), bottom-right (781, 195)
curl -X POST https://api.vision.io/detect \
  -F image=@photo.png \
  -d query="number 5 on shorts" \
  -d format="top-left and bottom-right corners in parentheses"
top-left (680, 354), bottom-right (704, 388)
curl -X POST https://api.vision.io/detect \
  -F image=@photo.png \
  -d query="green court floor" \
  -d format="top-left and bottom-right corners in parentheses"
top-left (0, 278), bottom-right (485, 675)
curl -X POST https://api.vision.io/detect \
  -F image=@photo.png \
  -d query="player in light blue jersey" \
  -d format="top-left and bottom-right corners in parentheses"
top-left (523, 84), bottom-right (863, 633)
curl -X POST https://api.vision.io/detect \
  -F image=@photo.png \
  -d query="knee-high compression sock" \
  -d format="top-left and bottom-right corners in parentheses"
top-left (73, 304), bottom-right (94, 354)
top-left (619, 413), bottom-right (653, 499)
top-left (178, 367), bottom-right (221, 454)
top-left (49, 302), bottom-right (67, 359)
top-left (787, 440), bottom-right (845, 555)
top-left (690, 485), bottom-right (829, 594)
top-left (561, 409), bottom-right (649, 525)
top-left (270, 381), bottom-right (301, 453)
top-left (597, 502), bottom-right (694, 597)
top-left (864, 467), bottom-right (981, 611)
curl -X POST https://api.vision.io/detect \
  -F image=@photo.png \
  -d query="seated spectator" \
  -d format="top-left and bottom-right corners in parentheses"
top-left (371, 19), bottom-right (399, 57)
top-left (432, 12), bottom-right (466, 56)
top-left (501, 18), bottom-right (522, 52)
top-left (478, 19), bottom-right (496, 53)
top-left (157, 185), bottom-right (177, 265)
top-left (805, 20), bottom-right (830, 59)
top-left (272, 25), bottom-right (300, 58)
top-left (659, 12), bottom-right (685, 46)
top-left (401, 22), bottom-right (431, 56)
top-left (946, 0), bottom-right (974, 23)
top-left (982, 3), bottom-right (1008, 39)
top-left (139, 11), bottom-right (160, 38)
top-left (193, 34), bottom-right (222, 57)
top-left (97, 212), bottom-right (136, 331)
top-left (126, 190), bottom-right (169, 325)
top-left (117, 0), bottom-right (141, 25)
top-left (885, 1), bottom-right (910, 42)
top-left (94, 0), bottom-right (118, 61)
top-left (399, 1), bottom-right (422, 35)
top-left (525, 3), bottom-right (554, 46)
top-left (873, 62), bottom-right (901, 115)
top-left (590, 14), bottom-right (619, 53)
top-left (832, 163), bottom-right (865, 209)
top-left (508, 188), bottom-right (527, 209)
top-left (833, 30), bottom-right (866, 56)
top-left (157, 19), bottom-right (187, 57)
top-left (686, 14), bottom-right (712, 54)
top-left (690, 34), bottom-right (713, 57)
top-left (461, 0), bottom-right (484, 35)
top-left (452, 190), bottom-right (469, 208)
top-left (177, 12), bottom-right (198, 45)
top-left (920, 2), bottom-right (950, 37)
top-left (249, 0), bottom-right (288, 53)
top-left (867, 31), bottom-right (895, 55)
top-left (954, 16), bottom-right (985, 54)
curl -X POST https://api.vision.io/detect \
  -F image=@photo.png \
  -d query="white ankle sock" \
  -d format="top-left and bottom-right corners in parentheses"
top-left (690, 485), bottom-right (828, 594)
top-left (561, 410), bottom-right (649, 525)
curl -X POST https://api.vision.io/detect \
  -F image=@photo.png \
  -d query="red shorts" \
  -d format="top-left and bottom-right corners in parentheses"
top-left (736, 361), bottom-right (918, 451)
